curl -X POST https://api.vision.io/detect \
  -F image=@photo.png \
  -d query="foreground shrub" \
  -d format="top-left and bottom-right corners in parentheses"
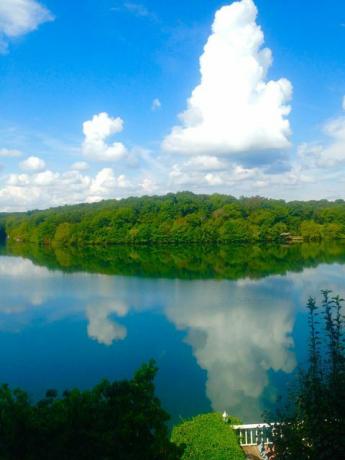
top-left (171, 413), bottom-right (245, 460)
top-left (272, 291), bottom-right (345, 459)
top-left (0, 360), bottom-right (182, 460)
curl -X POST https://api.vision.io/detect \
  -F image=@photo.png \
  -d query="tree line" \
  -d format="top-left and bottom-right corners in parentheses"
top-left (2, 192), bottom-right (345, 246)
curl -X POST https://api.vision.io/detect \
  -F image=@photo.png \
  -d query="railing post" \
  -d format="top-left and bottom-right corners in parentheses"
top-left (232, 423), bottom-right (275, 447)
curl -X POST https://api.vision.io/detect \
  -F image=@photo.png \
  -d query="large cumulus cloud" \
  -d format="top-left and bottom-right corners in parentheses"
top-left (163, 0), bottom-right (292, 156)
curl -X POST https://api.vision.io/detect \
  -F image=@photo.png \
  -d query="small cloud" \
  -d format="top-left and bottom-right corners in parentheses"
top-left (151, 98), bottom-right (161, 111)
top-left (0, 148), bottom-right (21, 158)
top-left (205, 173), bottom-right (223, 186)
top-left (185, 155), bottom-right (225, 171)
top-left (33, 170), bottom-right (58, 186)
top-left (112, 2), bottom-right (157, 21)
top-left (71, 161), bottom-right (89, 171)
top-left (20, 155), bottom-right (46, 171)
top-left (140, 177), bottom-right (157, 193)
top-left (88, 168), bottom-right (133, 201)
top-left (0, 0), bottom-right (54, 53)
top-left (82, 112), bottom-right (128, 162)
top-left (298, 96), bottom-right (345, 168)
top-left (124, 2), bottom-right (150, 17)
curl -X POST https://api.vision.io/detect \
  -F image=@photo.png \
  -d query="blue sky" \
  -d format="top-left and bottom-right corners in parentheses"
top-left (1, 0), bottom-right (345, 211)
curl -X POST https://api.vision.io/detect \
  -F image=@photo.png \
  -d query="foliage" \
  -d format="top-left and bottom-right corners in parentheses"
top-left (2, 193), bottom-right (345, 246)
top-left (0, 361), bottom-right (182, 460)
top-left (3, 240), bottom-right (345, 282)
top-left (271, 291), bottom-right (345, 459)
top-left (171, 413), bottom-right (245, 460)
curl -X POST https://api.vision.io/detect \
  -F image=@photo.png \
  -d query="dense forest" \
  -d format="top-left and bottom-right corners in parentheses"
top-left (2, 192), bottom-right (345, 246)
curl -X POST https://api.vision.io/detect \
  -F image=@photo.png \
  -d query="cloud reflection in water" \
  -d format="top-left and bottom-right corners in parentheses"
top-left (1, 255), bottom-right (345, 420)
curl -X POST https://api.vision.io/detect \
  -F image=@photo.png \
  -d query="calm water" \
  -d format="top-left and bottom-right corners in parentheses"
top-left (0, 242), bottom-right (345, 423)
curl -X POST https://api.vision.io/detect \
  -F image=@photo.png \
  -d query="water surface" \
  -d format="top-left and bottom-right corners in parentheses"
top-left (0, 242), bottom-right (344, 423)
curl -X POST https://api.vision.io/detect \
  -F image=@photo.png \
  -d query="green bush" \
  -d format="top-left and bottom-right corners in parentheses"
top-left (171, 413), bottom-right (245, 460)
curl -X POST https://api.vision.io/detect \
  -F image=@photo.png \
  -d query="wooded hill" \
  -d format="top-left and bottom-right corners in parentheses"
top-left (1, 192), bottom-right (345, 246)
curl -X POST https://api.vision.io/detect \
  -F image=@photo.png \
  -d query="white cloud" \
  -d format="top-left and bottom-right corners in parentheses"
top-left (20, 155), bottom-right (46, 171)
top-left (0, 0), bottom-right (53, 53)
top-left (205, 173), bottom-right (223, 186)
top-left (298, 102), bottom-right (345, 167)
top-left (71, 161), bottom-right (89, 171)
top-left (151, 98), bottom-right (161, 111)
top-left (0, 148), bottom-right (22, 158)
top-left (169, 161), bottom-right (256, 188)
top-left (0, 170), bottom-right (89, 211)
top-left (185, 155), bottom-right (225, 171)
top-left (82, 112), bottom-right (128, 162)
top-left (0, 163), bottom-right (162, 212)
top-left (140, 177), bottom-right (157, 193)
top-left (124, 2), bottom-right (150, 17)
top-left (117, 2), bottom-right (157, 21)
top-left (33, 170), bottom-right (58, 186)
top-left (162, 0), bottom-right (292, 156)
top-left (87, 168), bottom-right (132, 202)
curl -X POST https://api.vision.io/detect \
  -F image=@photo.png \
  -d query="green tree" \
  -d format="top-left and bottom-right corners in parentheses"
top-left (321, 223), bottom-right (343, 240)
top-left (300, 220), bottom-right (323, 241)
top-left (171, 413), bottom-right (245, 460)
top-left (3, 193), bottom-right (345, 246)
top-left (53, 222), bottom-right (74, 246)
top-left (0, 361), bottom-right (182, 460)
top-left (271, 291), bottom-right (345, 459)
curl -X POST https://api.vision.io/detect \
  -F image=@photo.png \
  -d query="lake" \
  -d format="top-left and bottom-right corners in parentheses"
top-left (0, 242), bottom-right (345, 424)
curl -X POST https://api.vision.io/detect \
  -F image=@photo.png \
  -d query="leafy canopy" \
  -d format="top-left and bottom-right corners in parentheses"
top-left (0, 360), bottom-right (182, 460)
top-left (3, 192), bottom-right (345, 246)
top-left (171, 413), bottom-right (245, 460)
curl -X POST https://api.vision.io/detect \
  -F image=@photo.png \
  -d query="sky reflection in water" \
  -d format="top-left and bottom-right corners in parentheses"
top-left (0, 246), bottom-right (345, 422)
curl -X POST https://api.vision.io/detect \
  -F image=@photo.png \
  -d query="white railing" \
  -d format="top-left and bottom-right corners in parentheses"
top-left (232, 423), bottom-right (273, 447)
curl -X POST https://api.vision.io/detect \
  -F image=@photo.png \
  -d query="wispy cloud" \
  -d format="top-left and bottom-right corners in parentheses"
top-left (0, 148), bottom-right (22, 158)
top-left (151, 98), bottom-right (161, 111)
top-left (112, 1), bottom-right (158, 22)
top-left (124, 2), bottom-right (150, 17)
